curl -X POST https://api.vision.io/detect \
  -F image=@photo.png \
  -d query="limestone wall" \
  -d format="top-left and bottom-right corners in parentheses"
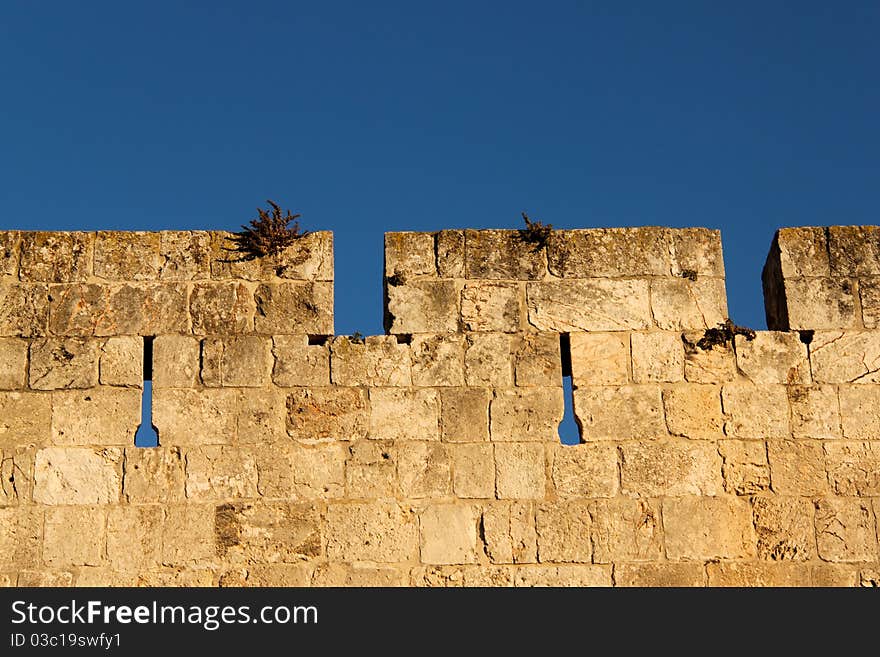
top-left (0, 226), bottom-right (878, 587)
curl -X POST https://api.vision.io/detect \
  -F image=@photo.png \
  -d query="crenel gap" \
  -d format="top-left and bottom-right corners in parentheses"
top-left (134, 336), bottom-right (159, 447)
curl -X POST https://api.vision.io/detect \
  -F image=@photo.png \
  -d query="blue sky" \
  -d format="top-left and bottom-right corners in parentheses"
top-left (1, 1), bottom-right (878, 334)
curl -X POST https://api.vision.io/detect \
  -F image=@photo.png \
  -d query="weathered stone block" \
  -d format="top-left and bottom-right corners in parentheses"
top-left (254, 282), bottom-right (333, 334)
top-left (420, 504), bottom-right (478, 564)
top-left (451, 443), bottom-right (494, 498)
top-left (157, 231), bottom-right (211, 280)
top-left (663, 496), bottom-right (755, 560)
top-left (495, 443), bottom-right (546, 500)
top-left (772, 226), bottom-right (831, 278)
top-left (815, 498), bottom-right (878, 562)
top-left (209, 232), bottom-right (262, 280)
top-left (162, 505), bottom-right (216, 564)
top-left (369, 388), bottom-right (439, 441)
top-left (859, 278), bottom-right (880, 328)
top-left (215, 502), bottom-right (321, 564)
top-left (0, 338), bottom-right (27, 389)
top-left (620, 440), bottom-right (722, 497)
top-left (410, 334), bottom-right (465, 386)
top-left (788, 385), bottom-right (841, 439)
top-left (682, 336), bottom-right (736, 383)
top-left (828, 225), bottom-right (880, 276)
top-left (650, 278), bottom-right (728, 331)
top-left (387, 280), bottom-right (458, 333)
top-left (51, 388), bottom-right (141, 445)
top-left (0, 446), bottom-right (34, 504)
top-left (43, 507), bottom-right (105, 567)
top-left (460, 282), bottom-right (521, 332)
top-left (663, 385), bottom-right (724, 439)
top-left (185, 446), bottom-right (258, 500)
top-left (753, 496), bottom-right (814, 561)
top-left (569, 332), bottom-right (629, 386)
top-left (99, 336), bottom-right (142, 386)
top-left (190, 282), bottom-right (255, 334)
top-left (107, 506), bottom-right (163, 571)
top-left (152, 388), bottom-right (237, 445)
top-left (397, 442), bottom-right (451, 498)
top-left (19, 232), bottom-right (92, 283)
top-left (201, 336), bottom-right (271, 387)
top-left (465, 229), bottom-right (546, 279)
top-left (47, 283), bottom-right (106, 335)
top-left (94, 231), bottom-right (161, 280)
top-left (412, 565), bottom-right (514, 587)
top-left (481, 502), bottom-right (536, 564)
top-left (526, 280), bottom-right (652, 332)
top-left (536, 501), bottom-right (592, 563)
top-left (325, 502), bottom-right (418, 562)
top-left (722, 384), bottom-right (790, 438)
top-left (767, 440), bottom-right (829, 496)
top-left (464, 333), bottom-right (513, 386)
top-left (490, 387), bottom-right (562, 442)
top-left (513, 564), bottom-right (611, 587)
top-left (330, 335), bottom-right (412, 386)
top-left (614, 563), bottom-right (705, 587)
top-left (385, 232), bottom-right (436, 277)
top-left (719, 440), bottom-right (770, 495)
top-left (785, 279), bottom-right (857, 330)
top-left (574, 385), bottom-right (665, 441)
top-left (839, 386), bottom-right (880, 439)
top-left (0, 231), bottom-right (19, 277)
top-left (631, 331), bottom-right (684, 382)
top-left (286, 387), bottom-right (368, 441)
top-left (513, 333), bottom-right (560, 386)
top-left (237, 389), bottom-right (286, 444)
top-left (90, 283), bottom-right (188, 336)
top-left (311, 563), bottom-right (404, 587)
top-left (0, 507), bottom-right (42, 568)
top-left (0, 283), bottom-right (48, 336)
top-left (0, 392), bottom-right (50, 447)
top-left (345, 441), bottom-right (397, 498)
top-left (547, 227), bottom-right (671, 277)
top-left (590, 498), bottom-right (662, 563)
top-left (123, 447), bottom-right (185, 502)
top-left (735, 331), bottom-right (810, 384)
top-left (825, 442), bottom-right (880, 496)
top-left (272, 335), bottom-right (329, 386)
top-left (256, 442), bottom-right (345, 500)
top-left (551, 443), bottom-right (618, 498)
top-left (258, 231), bottom-right (334, 281)
top-left (33, 447), bottom-right (121, 504)
top-left (706, 562), bottom-right (812, 587)
top-left (440, 388), bottom-right (490, 442)
top-left (670, 228), bottom-right (725, 277)
top-left (436, 230), bottom-right (464, 277)
top-left (29, 338), bottom-right (98, 389)
top-left (152, 335), bottom-right (200, 388)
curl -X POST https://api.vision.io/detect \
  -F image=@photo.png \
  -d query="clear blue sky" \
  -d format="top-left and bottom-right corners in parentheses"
top-left (1, 1), bottom-right (878, 334)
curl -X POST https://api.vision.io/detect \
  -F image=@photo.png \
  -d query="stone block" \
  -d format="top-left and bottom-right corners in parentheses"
top-left (237, 389), bottom-right (287, 444)
top-left (0, 446), bottom-right (34, 504)
top-left (682, 336), bottom-right (736, 383)
top-left (386, 280), bottom-right (458, 334)
top-left (384, 232), bottom-right (436, 277)
top-left (788, 385), bottom-right (841, 439)
top-left (185, 446), bottom-right (258, 500)
top-left (0, 392), bottom-right (50, 447)
top-left (200, 336), bottom-right (272, 387)
top-left (839, 386), bottom-right (880, 439)
top-left (590, 498), bottom-right (662, 563)
top-left (706, 562), bottom-right (812, 587)
top-left (513, 564), bottom-right (611, 587)
top-left (258, 231), bottom-right (334, 281)
top-left (464, 333), bottom-right (513, 386)
top-left (569, 332), bottom-right (629, 386)
top-left (773, 226), bottom-right (830, 278)
top-left (440, 387), bottom-right (490, 442)
top-left (722, 384), bottom-right (790, 438)
top-left (157, 231), bottom-right (212, 280)
top-left (272, 335), bottom-right (330, 386)
top-left (106, 506), bottom-right (163, 571)
top-left (436, 230), bottom-right (464, 277)
top-left (152, 335), bottom-right (200, 388)
top-left (369, 388), bottom-right (439, 441)
top-left (735, 331), bottom-right (810, 384)
top-left (209, 231), bottom-right (262, 280)
top-left (190, 282), bottom-right (255, 334)
top-left (94, 231), bottom-right (161, 280)
top-left (460, 282), bottom-right (522, 332)
top-left (490, 387), bottom-right (562, 442)
top-left (631, 331), bottom-right (684, 382)
top-left (574, 385), bottom-right (665, 441)
top-left (51, 388), bottom-right (141, 445)
top-left (152, 388), bottom-right (237, 445)
top-left (550, 443), bottom-right (618, 498)
top-left (767, 440), bottom-right (829, 496)
top-left (29, 338), bottom-right (98, 390)
top-left (620, 440), bottom-right (722, 497)
top-left (330, 335), bottom-right (412, 386)
top-left (536, 501), bottom-right (592, 563)
top-left (719, 440), bottom-right (770, 495)
top-left (99, 336), bottom-right (142, 386)
top-left (526, 279), bottom-right (652, 332)
top-left (47, 283), bottom-right (106, 335)
top-left (123, 447), bottom-right (185, 502)
top-left (19, 232), bottom-right (92, 283)
top-left (162, 505), bottom-right (216, 564)
top-left (481, 502), bottom-right (536, 564)
top-left (663, 385), bottom-right (724, 439)
top-left (0, 507), bottom-right (42, 568)
top-left (286, 387), bottom-right (368, 441)
top-left (828, 225), bottom-right (880, 276)
top-left (255, 442), bottom-right (345, 500)
top-left (547, 227), bottom-right (671, 277)
top-left (43, 507), bottom-right (105, 567)
top-left (397, 442), bottom-right (451, 498)
top-left (325, 502), bottom-right (418, 562)
top-left (495, 443), bottom-right (546, 500)
top-left (254, 282), bottom-right (333, 334)
top-left (0, 338), bottom-right (27, 389)
top-left (345, 441), bottom-right (397, 499)
top-left (215, 502), bottom-right (321, 563)
top-left (412, 565), bottom-right (514, 587)
top-left (0, 283), bottom-right (48, 336)
top-left (420, 504), bottom-right (479, 564)
top-left (451, 443), bottom-right (494, 498)
top-left (785, 279), bottom-right (857, 330)
top-left (825, 442), bottom-right (880, 496)
top-left (614, 563), bottom-right (705, 587)
top-left (91, 283), bottom-right (188, 336)
top-left (670, 228), bottom-right (725, 277)
top-left (650, 278), bottom-right (728, 331)
top-left (513, 333), bottom-right (560, 386)
top-left (465, 229), bottom-right (546, 279)
top-left (663, 496), bottom-right (755, 560)
top-left (410, 334), bottom-right (465, 386)
top-left (33, 447), bottom-right (121, 504)
top-left (311, 563), bottom-right (404, 587)
top-left (815, 498), bottom-right (878, 562)
top-left (753, 496), bottom-right (814, 561)
top-left (0, 231), bottom-right (19, 277)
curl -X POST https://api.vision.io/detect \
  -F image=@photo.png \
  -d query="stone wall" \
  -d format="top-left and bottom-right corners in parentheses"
top-left (0, 226), bottom-right (878, 587)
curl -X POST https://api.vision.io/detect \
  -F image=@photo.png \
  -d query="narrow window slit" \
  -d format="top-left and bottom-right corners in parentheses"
top-left (558, 333), bottom-right (580, 445)
top-left (134, 336), bottom-right (159, 447)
